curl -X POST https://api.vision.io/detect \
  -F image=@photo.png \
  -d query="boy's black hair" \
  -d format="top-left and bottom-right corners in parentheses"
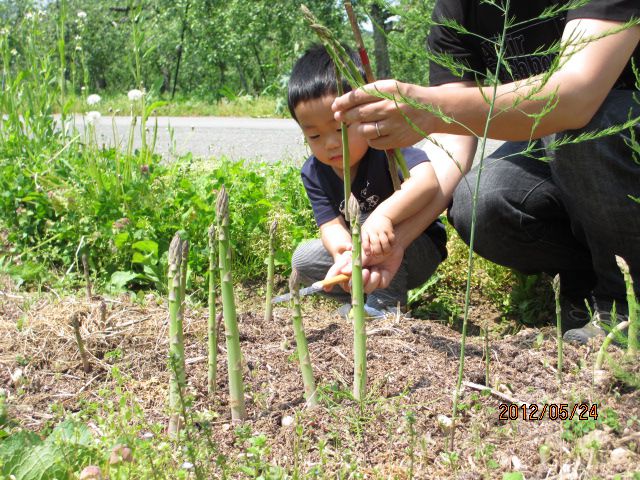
top-left (288, 43), bottom-right (365, 122)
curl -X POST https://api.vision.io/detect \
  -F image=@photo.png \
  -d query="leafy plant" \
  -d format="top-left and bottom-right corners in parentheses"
top-left (562, 406), bottom-right (621, 442)
top-left (0, 420), bottom-right (99, 480)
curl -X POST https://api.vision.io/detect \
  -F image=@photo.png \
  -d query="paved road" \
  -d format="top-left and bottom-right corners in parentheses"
top-left (87, 115), bottom-right (308, 163)
top-left (86, 114), bottom-right (502, 165)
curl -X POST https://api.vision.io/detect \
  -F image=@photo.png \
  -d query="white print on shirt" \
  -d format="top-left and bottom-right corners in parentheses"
top-left (480, 18), bottom-right (556, 81)
top-left (338, 181), bottom-right (381, 216)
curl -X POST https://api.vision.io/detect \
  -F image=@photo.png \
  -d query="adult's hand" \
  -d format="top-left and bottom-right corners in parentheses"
top-left (332, 80), bottom-right (433, 150)
top-left (360, 245), bottom-right (404, 294)
top-left (323, 244), bottom-right (404, 295)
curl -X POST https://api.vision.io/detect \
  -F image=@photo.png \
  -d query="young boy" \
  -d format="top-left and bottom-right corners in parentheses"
top-left (289, 44), bottom-right (447, 317)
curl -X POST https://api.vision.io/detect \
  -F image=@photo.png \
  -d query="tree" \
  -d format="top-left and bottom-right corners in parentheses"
top-left (368, 0), bottom-right (392, 79)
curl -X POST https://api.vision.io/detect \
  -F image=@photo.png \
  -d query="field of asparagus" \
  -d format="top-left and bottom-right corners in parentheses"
top-left (2, 225), bottom-right (640, 479)
top-left (2, 1), bottom-right (639, 479)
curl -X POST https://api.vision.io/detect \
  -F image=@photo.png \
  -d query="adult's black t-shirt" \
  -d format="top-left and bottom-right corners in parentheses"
top-left (428, 0), bottom-right (639, 89)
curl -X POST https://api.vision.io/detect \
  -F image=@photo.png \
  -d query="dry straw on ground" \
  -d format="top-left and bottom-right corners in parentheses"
top-left (1, 283), bottom-right (639, 478)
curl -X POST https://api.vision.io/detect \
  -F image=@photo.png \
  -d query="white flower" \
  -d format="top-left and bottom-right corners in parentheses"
top-left (127, 89), bottom-right (144, 102)
top-left (77, 11), bottom-right (87, 19)
top-left (75, 45), bottom-right (82, 52)
top-left (86, 94), bottom-right (101, 105)
top-left (86, 111), bottom-right (101, 125)
top-left (25, 12), bottom-right (34, 20)
top-left (10, 49), bottom-right (17, 56)
top-left (141, 432), bottom-right (154, 440)
top-left (75, 35), bottom-right (82, 41)
top-left (181, 462), bottom-right (194, 470)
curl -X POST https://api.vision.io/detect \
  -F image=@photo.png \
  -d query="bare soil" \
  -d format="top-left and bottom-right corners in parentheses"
top-left (1, 279), bottom-right (638, 479)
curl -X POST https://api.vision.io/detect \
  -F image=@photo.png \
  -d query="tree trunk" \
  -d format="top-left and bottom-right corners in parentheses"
top-left (172, 0), bottom-right (191, 99)
top-left (369, 3), bottom-right (392, 79)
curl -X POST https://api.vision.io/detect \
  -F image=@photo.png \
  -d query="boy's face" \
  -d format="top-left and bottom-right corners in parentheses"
top-left (294, 95), bottom-right (369, 175)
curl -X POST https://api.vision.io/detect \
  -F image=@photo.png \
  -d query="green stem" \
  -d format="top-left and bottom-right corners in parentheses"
top-left (336, 67), bottom-right (351, 223)
top-left (208, 225), bottom-right (218, 396)
top-left (264, 220), bottom-right (277, 322)
top-left (168, 233), bottom-right (185, 433)
top-left (179, 238), bottom-right (189, 322)
top-left (595, 321), bottom-right (629, 370)
top-left (349, 196), bottom-right (366, 402)
top-left (450, 0), bottom-right (511, 450)
top-left (57, 0), bottom-right (67, 132)
top-left (553, 274), bottom-right (563, 383)
top-left (616, 256), bottom-right (638, 356)
top-left (290, 270), bottom-right (318, 407)
top-left (216, 186), bottom-right (247, 421)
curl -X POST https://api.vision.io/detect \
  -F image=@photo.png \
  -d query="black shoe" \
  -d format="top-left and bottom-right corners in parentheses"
top-left (563, 299), bottom-right (629, 345)
top-left (559, 296), bottom-right (591, 332)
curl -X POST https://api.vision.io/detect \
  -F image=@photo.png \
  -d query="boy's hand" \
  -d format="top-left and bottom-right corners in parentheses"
top-left (323, 249), bottom-right (352, 293)
top-left (362, 213), bottom-right (395, 257)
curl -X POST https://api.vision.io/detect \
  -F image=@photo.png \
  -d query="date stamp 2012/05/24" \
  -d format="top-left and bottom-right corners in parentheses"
top-left (499, 403), bottom-right (598, 421)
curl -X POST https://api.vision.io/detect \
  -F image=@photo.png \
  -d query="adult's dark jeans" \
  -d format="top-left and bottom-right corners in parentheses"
top-left (448, 90), bottom-right (640, 306)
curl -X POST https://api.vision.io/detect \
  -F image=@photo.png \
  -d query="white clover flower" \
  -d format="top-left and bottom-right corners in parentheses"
top-left (75, 45), bottom-right (82, 52)
top-left (25, 12), bottom-right (34, 20)
top-left (86, 111), bottom-right (101, 125)
top-left (111, 21), bottom-right (118, 28)
top-left (75, 35), bottom-right (82, 41)
top-left (10, 49), bottom-right (17, 56)
top-left (181, 462), bottom-right (194, 470)
top-left (127, 89), bottom-right (144, 102)
top-left (86, 94), bottom-right (101, 105)
top-left (77, 11), bottom-right (87, 19)
top-left (0, 28), bottom-right (8, 36)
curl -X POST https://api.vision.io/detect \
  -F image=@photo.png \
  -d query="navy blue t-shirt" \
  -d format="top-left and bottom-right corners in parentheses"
top-left (300, 147), bottom-right (448, 260)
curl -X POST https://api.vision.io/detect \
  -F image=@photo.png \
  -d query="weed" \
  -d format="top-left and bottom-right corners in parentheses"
top-left (562, 406), bottom-right (621, 442)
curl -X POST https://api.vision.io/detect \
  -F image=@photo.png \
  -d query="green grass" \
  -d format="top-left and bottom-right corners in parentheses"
top-left (67, 93), bottom-right (286, 118)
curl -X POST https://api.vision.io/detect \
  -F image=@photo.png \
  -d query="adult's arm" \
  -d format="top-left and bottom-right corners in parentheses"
top-left (360, 129), bottom-right (477, 292)
top-left (333, 18), bottom-right (640, 147)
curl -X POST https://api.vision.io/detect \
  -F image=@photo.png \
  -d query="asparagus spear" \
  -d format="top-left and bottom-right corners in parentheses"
top-left (290, 269), bottom-right (319, 407)
top-left (216, 186), bottom-right (247, 421)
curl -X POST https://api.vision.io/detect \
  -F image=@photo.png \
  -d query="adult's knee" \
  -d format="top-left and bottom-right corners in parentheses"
top-left (448, 180), bottom-right (505, 248)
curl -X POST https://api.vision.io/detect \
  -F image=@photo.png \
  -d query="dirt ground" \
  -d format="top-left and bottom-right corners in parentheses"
top-left (1, 278), bottom-right (639, 479)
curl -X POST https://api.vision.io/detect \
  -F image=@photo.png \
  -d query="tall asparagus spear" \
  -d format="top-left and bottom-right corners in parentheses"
top-left (616, 256), bottom-right (638, 357)
top-left (264, 219), bottom-right (278, 322)
top-left (553, 274), bottom-right (563, 383)
top-left (348, 195), bottom-right (367, 401)
top-left (207, 224), bottom-right (218, 396)
top-left (168, 233), bottom-right (186, 434)
top-left (289, 269), bottom-right (319, 407)
top-left (216, 186), bottom-right (247, 421)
